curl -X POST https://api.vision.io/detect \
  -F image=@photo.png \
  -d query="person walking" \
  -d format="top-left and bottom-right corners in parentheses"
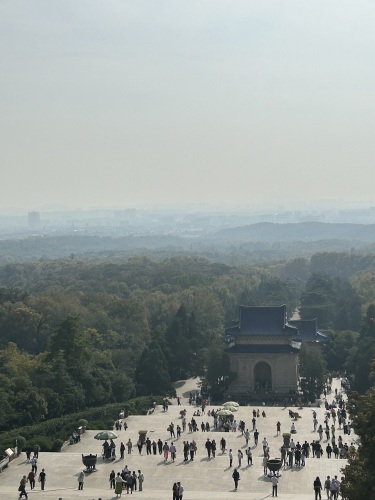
top-left (173, 482), bottom-right (179, 500)
top-left (131, 471), bottom-right (137, 492)
top-left (30, 456), bottom-right (38, 474)
top-left (220, 437), bottom-right (226, 453)
top-left (271, 475), bottom-right (278, 497)
top-left (324, 476), bottom-right (331, 499)
top-left (77, 471), bottom-right (85, 490)
top-left (229, 449), bottom-right (233, 467)
top-left (163, 441), bottom-right (170, 461)
top-left (262, 437), bottom-right (268, 454)
top-left (27, 470), bottom-right (35, 490)
top-left (263, 455), bottom-right (268, 475)
top-left (276, 421), bottom-right (281, 435)
top-left (212, 439), bottom-right (216, 458)
top-left (314, 476), bottom-right (323, 500)
top-left (126, 438), bottom-right (133, 454)
top-left (120, 441), bottom-right (125, 459)
top-left (237, 449), bottom-right (243, 467)
top-left (38, 469), bottom-right (46, 490)
top-left (246, 447), bottom-right (252, 465)
top-left (109, 470), bottom-right (116, 489)
top-left (137, 438), bottom-right (143, 455)
top-left (138, 470), bottom-right (144, 492)
top-left (254, 429), bottom-right (259, 446)
top-left (232, 468), bottom-right (240, 490)
top-left (18, 475), bottom-right (28, 499)
top-left (177, 481), bottom-right (184, 500)
top-left (115, 472), bottom-right (125, 498)
top-left (170, 442), bottom-right (177, 462)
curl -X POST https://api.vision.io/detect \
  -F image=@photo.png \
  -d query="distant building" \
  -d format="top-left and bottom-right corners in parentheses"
top-left (28, 211), bottom-right (40, 228)
top-left (225, 305), bottom-right (301, 400)
top-left (289, 319), bottom-right (329, 347)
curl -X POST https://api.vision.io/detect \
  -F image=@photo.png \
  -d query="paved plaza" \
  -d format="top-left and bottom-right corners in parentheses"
top-left (0, 377), bottom-right (355, 500)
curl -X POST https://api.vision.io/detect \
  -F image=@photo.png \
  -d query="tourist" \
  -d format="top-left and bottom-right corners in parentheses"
top-left (212, 439), bottom-right (216, 457)
top-left (18, 475), bottom-right (28, 499)
top-left (38, 468), bottom-right (46, 490)
top-left (131, 471), bottom-right (137, 492)
top-left (220, 437), bottom-right (226, 453)
top-left (330, 475), bottom-right (340, 500)
top-left (30, 456), bottom-right (37, 474)
top-left (244, 428), bottom-right (250, 445)
top-left (324, 476), bottom-right (331, 499)
top-left (254, 429), bottom-right (259, 446)
top-left (232, 468), bottom-right (240, 490)
top-left (262, 437), bottom-right (268, 453)
top-left (276, 421), bottom-right (281, 435)
top-left (114, 472), bottom-right (125, 497)
top-left (170, 442), bottom-right (177, 462)
top-left (163, 441), bottom-right (170, 461)
top-left (177, 481), bottom-right (184, 499)
top-left (237, 449), bottom-right (243, 466)
top-left (313, 476), bottom-right (322, 500)
top-left (169, 422), bottom-right (175, 438)
top-left (27, 470), bottom-right (35, 490)
top-left (173, 482), bottom-right (179, 500)
top-left (126, 473), bottom-right (132, 493)
top-left (109, 470), bottom-right (116, 489)
top-left (246, 447), bottom-right (252, 465)
top-left (137, 437), bottom-right (143, 454)
top-left (77, 471), bottom-right (85, 490)
top-left (138, 470), bottom-right (144, 491)
top-left (280, 446), bottom-right (287, 467)
top-left (263, 455), bottom-right (268, 475)
top-left (33, 444), bottom-right (40, 458)
top-left (229, 449), bottom-right (233, 467)
top-left (271, 475), bottom-right (278, 497)
top-left (120, 442), bottom-right (125, 459)
top-left (126, 438), bottom-right (133, 454)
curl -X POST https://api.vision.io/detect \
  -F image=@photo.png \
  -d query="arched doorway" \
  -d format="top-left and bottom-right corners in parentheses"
top-left (254, 361), bottom-right (272, 390)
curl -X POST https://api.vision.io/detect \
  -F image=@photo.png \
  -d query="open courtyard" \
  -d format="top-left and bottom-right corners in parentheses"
top-left (0, 377), bottom-right (355, 500)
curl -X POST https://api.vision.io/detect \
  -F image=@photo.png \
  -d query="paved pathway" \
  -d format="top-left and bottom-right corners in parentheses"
top-left (0, 377), bottom-right (356, 499)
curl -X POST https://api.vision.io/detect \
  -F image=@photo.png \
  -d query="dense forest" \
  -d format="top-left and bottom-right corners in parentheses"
top-left (1, 247), bottom-right (375, 496)
top-left (0, 250), bottom-right (374, 433)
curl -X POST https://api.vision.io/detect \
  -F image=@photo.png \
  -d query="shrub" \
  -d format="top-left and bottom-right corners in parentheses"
top-left (51, 439), bottom-right (64, 452)
top-left (86, 420), bottom-right (107, 430)
top-left (77, 419), bottom-right (88, 427)
top-left (27, 436), bottom-right (53, 452)
top-left (15, 436), bottom-right (26, 451)
top-left (0, 395), bottom-right (164, 455)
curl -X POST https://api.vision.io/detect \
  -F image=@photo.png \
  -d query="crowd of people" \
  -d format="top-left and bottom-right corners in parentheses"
top-left (18, 444), bottom-right (46, 499)
top-left (15, 378), bottom-right (353, 498)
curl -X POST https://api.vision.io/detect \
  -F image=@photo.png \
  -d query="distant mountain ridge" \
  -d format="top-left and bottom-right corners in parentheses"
top-left (212, 221), bottom-right (375, 242)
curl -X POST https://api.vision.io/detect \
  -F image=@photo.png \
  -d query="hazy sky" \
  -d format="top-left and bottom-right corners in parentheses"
top-left (1, 1), bottom-right (374, 210)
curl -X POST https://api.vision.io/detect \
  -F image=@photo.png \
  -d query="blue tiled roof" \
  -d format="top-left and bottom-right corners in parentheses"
top-left (226, 305), bottom-right (298, 336)
top-left (289, 319), bottom-right (329, 343)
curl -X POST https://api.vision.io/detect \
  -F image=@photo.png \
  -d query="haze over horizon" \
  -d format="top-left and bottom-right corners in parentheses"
top-left (1, 1), bottom-right (374, 210)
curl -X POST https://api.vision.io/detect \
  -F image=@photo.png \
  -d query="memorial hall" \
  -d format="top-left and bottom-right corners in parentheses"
top-left (224, 304), bottom-right (301, 400)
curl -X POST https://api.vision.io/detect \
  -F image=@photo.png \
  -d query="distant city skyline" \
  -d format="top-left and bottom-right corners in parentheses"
top-left (1, 1), bottom-right (374, 209)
